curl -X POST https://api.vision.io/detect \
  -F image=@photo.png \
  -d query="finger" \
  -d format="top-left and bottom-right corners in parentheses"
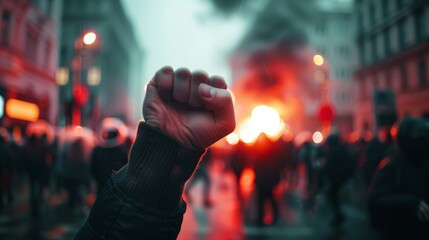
top-left (188, 71), bottom-right (209, 107)
top-left (209, 75), bottom-right (227, 89)
top-left (199, 83), bottom-right (236, 134)
top-left (157, 66), bottom-right (174, 100)
top-left (172, 68), bottom-right (191, 103)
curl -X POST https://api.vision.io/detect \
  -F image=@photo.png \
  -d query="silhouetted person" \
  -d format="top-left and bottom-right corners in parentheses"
top-left (63, 138), bottom-right (90, 208)
top-left (364, 127), bottom-right (395, 189)
top-left (91, 118), bottom-right (129, 194)
top-left (252, 133), bottom-right (283, 226)
top-left (369, 117), bottom-right (429, 239)
top-left (185, 148), bottom-right (213, 207)
top-left (0, 129), bottom-right (13, 212)
top-left (229, 140), bottom-right (249, 202)
top-left (320, 133), bottom-right (357, 227)
top-left (22, 134), bottom-right (48, 217)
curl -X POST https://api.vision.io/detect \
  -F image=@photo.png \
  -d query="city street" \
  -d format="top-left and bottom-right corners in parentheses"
top-left (0, 160), bottom-right (381, 240)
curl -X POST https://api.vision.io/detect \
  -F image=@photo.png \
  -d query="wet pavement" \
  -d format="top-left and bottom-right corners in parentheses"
top-left (0, 161), bottom-right (381, 240)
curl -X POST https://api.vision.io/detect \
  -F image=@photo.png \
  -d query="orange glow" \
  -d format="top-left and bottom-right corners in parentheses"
top-left (83, 32), bottom-right (97, 45)
top-left (12, 126), bottom-right (21, 142)
top-left (226, 132), bottom-right (239, 145)
top-left (237, 105), bottom-right (285, 143)
top-left (240, 167), bottom-right (255, 193)
top-left (5, 99), bottom-right (39, 122)
top-left (313, 54), bottom-right (324, 66)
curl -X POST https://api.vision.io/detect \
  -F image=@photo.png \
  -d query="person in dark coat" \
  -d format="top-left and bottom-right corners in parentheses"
top-left (185, 148), bottom-right (213, 207)
top-left (75, 66), bottom-right (235, 239)
top-left (90, 118), bottom-right (129, 194)
top-left (369, 117), bottom-right (429, 239)
top-left (252, 133), bottom-right (284, 226)
top-left (22, 134), bottom-right (49, 217)
top-left (320, 133), bottom-right (357, 226)
top-left (229, 140), bottom-right (249, 202)
top-left (0, 129), bottom-right (13, 212)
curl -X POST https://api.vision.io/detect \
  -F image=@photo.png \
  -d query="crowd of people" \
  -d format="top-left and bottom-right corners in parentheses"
top-left (0, 118), bottom-right (132, 217)
top-left (224, 117), bottom-right (429, 238)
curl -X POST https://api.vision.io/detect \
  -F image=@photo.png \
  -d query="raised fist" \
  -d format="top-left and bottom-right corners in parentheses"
top-left (143, 66), bottom-right (236, 149)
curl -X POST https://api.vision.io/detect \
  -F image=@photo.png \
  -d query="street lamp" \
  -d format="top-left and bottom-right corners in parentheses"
top-left (313, 54), bottom-right (324, 66)
top-left (83, 32), bottom-right (97, 46)
top-left (313, 53), bottom-right (333, 136)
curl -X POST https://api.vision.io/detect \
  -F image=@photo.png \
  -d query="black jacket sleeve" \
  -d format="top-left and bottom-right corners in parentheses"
top-left (75, 122), bottom-right (205, 240)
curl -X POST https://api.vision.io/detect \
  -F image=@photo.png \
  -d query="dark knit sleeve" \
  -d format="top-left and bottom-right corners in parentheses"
top-left (114, 122), bottom-right (206, 211)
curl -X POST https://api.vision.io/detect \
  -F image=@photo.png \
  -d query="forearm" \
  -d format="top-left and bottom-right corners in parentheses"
top-left (75, 122), bottom-right (206, 239)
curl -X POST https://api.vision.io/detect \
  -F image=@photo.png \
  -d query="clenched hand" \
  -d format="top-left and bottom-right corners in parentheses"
top-left (143, 66), bottom-right (236, 149)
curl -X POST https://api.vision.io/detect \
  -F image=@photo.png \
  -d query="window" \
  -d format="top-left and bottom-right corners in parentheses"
top-left (369, 3), bottom-right (376, 24)
top-left (0, 11), bottom-right (11, 45)
top-left (415, 10), bottom-right (425, 43)
top-left (359, 42), bottom-right (366, 66)
top-left (371, 36), bottom-right (377, 62)
top-left (400, 64), bottom-right (408, 91)
top-left (25, 26), bottom-right (39, 62)
top-left (381, 0), bottom-right (388, 18)
top-left (383, 29), bottom-right (391, 56)
top-left (385, 69), bottom-right (392, 89)
top-left (338, 46), bottom-right (349, 57)
top-left (357, 11), bottom-right (363, 30)
top-left (44, 40), bottom-right (52, 69)
top-left (396, 0), bottom-right (404, 10)
top-left (47, 0), bottom-right (54, 17)
top-left (398, 19), bottom-right (406, 50)
top-left (316, 24), bottom-right (326, 35)
top-left (418, 58), bottom-right (427, 88)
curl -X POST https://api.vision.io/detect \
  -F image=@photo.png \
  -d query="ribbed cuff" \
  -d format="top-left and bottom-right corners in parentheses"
top-left (114, 122), bottom-right (205, 210)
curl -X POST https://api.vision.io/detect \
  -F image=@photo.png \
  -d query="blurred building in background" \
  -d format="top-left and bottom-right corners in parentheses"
top-left (59, 0), bottom-right (143, 128)
top-left (0, 0), bottom-right (62, 131)
top-left (354, 0), bottom-right (429, 133)
top-left (230, 0), bottom-right (357, 137)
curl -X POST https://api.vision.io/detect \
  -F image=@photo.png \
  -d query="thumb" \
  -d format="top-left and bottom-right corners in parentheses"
top-left (199, 83), bottom-right (236, 134)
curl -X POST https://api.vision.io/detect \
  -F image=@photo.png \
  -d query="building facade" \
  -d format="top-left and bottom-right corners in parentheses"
top-left (354, 0), bottom-right (429, 133)
top-left (0, 0), bottom-right (62, 130)
top-left (59, 0), bottom-right (143, 127)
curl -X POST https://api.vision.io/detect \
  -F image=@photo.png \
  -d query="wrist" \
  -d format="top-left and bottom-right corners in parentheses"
top-left (115, 122), bottom-right (205, 210)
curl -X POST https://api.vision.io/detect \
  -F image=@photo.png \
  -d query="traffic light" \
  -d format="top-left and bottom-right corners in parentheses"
top-left (373, 89), bottom-right (397, 128)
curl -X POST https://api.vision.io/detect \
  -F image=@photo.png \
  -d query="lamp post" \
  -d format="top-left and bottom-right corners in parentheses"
top-left (313, 54), bottom-right (334, 136)
top-left (71, 31), bottom-right (98, 126)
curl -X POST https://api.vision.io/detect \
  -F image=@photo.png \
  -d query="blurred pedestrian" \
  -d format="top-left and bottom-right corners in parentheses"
top-left (369, 117), bottom-right (429, 239)
top-left (0, 128), bottom-right (14, 212)
top-left (319, 133), bottom-right (357, 227)
top-left (61, 138), bottom-right (91, 208)
top-left (22, 134), bottom-right (49, 217)
top-left (90, 118), bottom-right (129, 194)
top-left (185, 148), bottom-right (213, 207)
top-left (229, 140), bottom-right (250, 202)
top-left (364, 127), bottom-right (395, 189)
top-left (252, 133), bottom-right (284, 226)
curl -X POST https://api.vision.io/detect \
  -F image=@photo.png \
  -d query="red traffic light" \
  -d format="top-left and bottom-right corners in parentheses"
top-left (318, 103), bottom-right (335, 123)
top-left (73, 84), bottom-right (89, 107)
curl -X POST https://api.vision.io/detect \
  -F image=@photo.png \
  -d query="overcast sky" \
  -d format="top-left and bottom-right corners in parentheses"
top-left (122, 0), bottom-right (250, 85)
